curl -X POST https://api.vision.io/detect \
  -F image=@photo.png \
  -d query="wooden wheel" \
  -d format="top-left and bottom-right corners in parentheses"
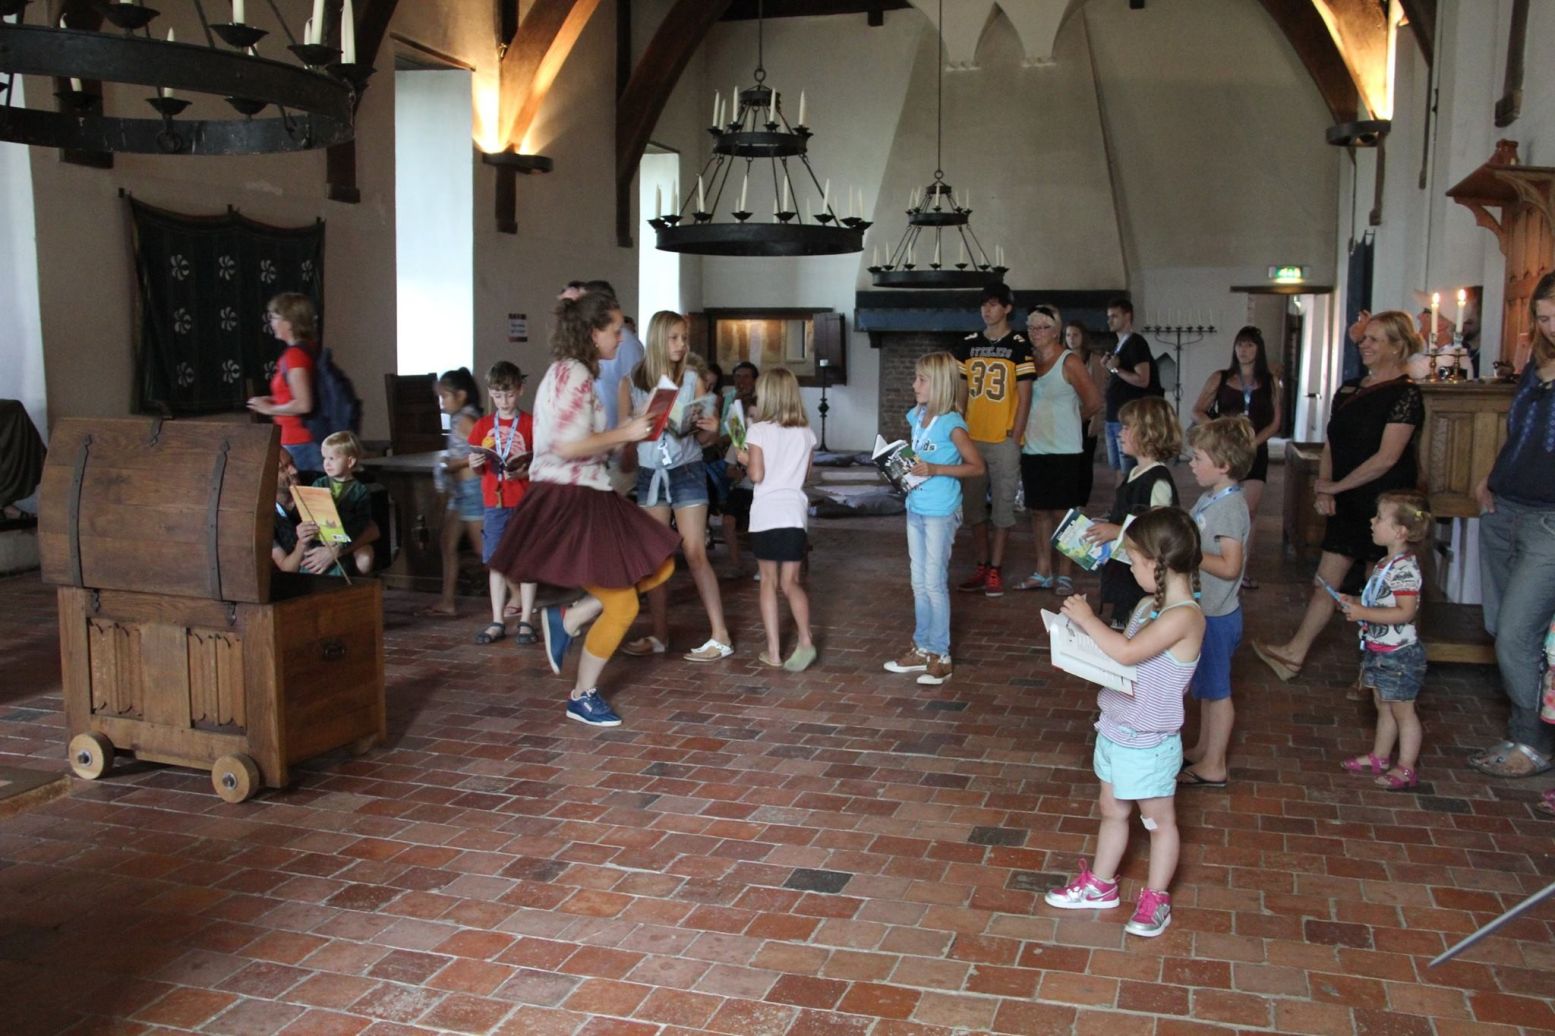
top-left (68, 732), bottom-right (114, 780)
top-left (211, 753), bottom-right (260, 803)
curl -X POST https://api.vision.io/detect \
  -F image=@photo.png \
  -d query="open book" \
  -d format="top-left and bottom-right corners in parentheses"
top-left (291, 485), bottom-right (352, 546)
top-left (469, 445), bottom-right (530, 475)
top-left (1051, 509), bottom-right (1136, 572)
top-left (1041, 609), bottom-right (1138, 695)
top-left (724, 399), bottom-right (747, 450)
top-left (873, 434), bottom-right (927, 493)
top-left (644, 376), bottom-right (718, 440)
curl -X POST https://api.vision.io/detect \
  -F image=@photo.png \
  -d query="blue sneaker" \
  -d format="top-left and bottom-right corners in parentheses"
top-left (541, 605), bottom-right (572, 675)
top-left (566, 690), bottom-right (621, 727)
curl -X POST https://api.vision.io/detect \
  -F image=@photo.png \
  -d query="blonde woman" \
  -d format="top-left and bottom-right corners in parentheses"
top-left (618, 311), bottom-right (733, 662)
top-left (735, 368), bottom-right (818, 670)
top-left (883, 351), bottom-right (985, 686)
top-left (1254, 310), bottom-right (1423, 682)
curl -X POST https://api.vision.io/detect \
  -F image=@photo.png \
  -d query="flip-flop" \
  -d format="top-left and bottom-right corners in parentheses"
top-left (1177, 769), bottom-right (1228, 788)
top-left (473, 622), bottom-right (506, 645)
top-left (1252, 641), bottom-right (1302, 682)
top-left (1013, 573), bottom-right (1054, 591)
top-left (1468, 742), bottom-right (1553, 779)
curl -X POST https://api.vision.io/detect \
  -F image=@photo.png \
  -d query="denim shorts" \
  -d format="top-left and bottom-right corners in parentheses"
top-left (481, 504), bottom-right (514, 563)
top-left (1093, 732), bottom-right (1182, 801)
top-left (636, 460), bottom-right (709, 509)
top-left (447, 477), bottom-right (483, 522)
top-left (1359, 640), bottom-right (1427, 702)
top-left (1190, 609), bottom-right (1242, 702)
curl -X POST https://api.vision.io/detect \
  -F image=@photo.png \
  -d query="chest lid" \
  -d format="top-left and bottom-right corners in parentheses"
top-left (39, 418), bottom-right (279, 603)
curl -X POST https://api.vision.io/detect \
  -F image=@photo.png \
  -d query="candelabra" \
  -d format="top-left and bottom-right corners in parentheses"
top-left (816, 358), bottom-right (832, 452)
top-left (1139, 323), bottom-right (1215, 415)
top-left (1428, 333), bottom-right (1470, 383)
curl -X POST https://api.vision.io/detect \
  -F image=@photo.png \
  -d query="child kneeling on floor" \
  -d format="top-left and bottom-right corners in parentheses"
top-left (1337, 490), bottom-right (1431, 790)
top-left (1046, 507), bottom-right (1205, 937)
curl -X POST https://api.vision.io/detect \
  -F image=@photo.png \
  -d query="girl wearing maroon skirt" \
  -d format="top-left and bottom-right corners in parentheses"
top-left (489, 292), bottom-right (680, 727)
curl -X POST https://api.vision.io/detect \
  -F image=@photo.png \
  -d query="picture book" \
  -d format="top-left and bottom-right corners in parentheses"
top-left (872, 434), bottom-right (927, 493)
top-left (469, 445), bottom-right (530, 475)
top-left (1051, 509), bottom-right (1136, 572)
top-left (666, 393), bottom-right (719, 439)
top-left (724, 399), bottom-right (748, 450)
top-left (1041, 609), bottom-right (1138, 695)
top-left (291, 485), bottom-right (352, 547)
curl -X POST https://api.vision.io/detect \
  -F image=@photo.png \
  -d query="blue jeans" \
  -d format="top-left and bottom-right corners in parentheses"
top-left (1103, 420), bottom-right (1136, 476)
top-left (908, 510), bottom-right (958, 656)
top-left (1479, 500), bottom-right (1555, 752)
top-left (284, 440), bottom-right (323, 474)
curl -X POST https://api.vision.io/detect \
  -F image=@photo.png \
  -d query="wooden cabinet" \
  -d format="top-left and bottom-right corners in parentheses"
top-left (1282, 442), bottom-right (1327, 555)
top-left (39, 419), bottom-right (385, 801)
top-left (1416, 381), bottom-right (1515, 518)
top-left (360, 451), bottom-right (448, 594)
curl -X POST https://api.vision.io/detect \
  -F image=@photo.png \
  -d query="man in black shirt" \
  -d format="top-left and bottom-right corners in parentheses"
top-left (1103, 297), bottom-right (1161, 480)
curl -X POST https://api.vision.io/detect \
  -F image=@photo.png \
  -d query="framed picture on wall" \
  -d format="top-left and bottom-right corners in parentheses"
top-left (696, 308), bottom-right (845, 386)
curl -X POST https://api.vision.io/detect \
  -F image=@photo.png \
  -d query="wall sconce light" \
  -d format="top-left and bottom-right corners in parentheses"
top-left (480, 148), bottom-right (553, 234)
top-left (1325, 120), bottom-right (1391, 148)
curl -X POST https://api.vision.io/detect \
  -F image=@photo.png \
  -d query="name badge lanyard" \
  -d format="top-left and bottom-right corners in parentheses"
top-left (911, 407), bottom-right (941, 459)
top-left (1361, 553), bottom-right (1407, 610)
top-left (1242, 382), bottom-right (1255, 417)
top-left (493, 413), bottom-right (516, 484)
top-left (1191, 483), bottom-right (1242, 523)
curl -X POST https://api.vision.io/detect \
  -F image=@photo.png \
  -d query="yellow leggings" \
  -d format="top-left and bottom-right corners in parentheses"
top-left (582, 557), bottom-right (675, 658)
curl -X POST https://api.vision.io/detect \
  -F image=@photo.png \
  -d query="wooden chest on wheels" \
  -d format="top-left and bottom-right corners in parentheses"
top-left (39, 419), bottom-right (386, 802)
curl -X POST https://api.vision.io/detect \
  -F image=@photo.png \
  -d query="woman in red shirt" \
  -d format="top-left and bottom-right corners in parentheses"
top-left (247, 292), bottom-right (322, 472)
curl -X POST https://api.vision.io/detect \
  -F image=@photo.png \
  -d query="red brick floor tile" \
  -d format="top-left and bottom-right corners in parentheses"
top-left (275, 1009), bottom-right (372, 1036)
top-left (0, 468), bottom-right (1544, 1035)
top-left (203, 997), bottom-right (307, 1035)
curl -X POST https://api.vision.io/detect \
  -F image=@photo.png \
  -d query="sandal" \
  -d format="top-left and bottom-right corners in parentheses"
top-left (1252, 641), bottom-right (1302, 683)
top-left (757, 651), bottom-right (783, 668)
top-left (1055, 576), bottom-right (1076, 597)
top-left (1468, 742), bottom-right (1553, 779)
top-left (513, 621), bottom-right (538, 646)
top-left (621, 636), bottom-right (667, 657)
top-left (1470, 740), bottom-right (1516, 768)
top-left (1537, 789), bottom-right (1555, 818)
top-left (1376, 766), bottom-right (1419, 791)
top-left (1341, 753), bottom-right (1391, 776)
top-left (473, 622), bottom-right (507, 645)
top-left (415, 604), bottom-right (459, 618)
top-left (1014, 573), bottom-right (1054, 591)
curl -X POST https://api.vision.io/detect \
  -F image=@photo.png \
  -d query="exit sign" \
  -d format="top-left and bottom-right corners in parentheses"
top-left (1269, 265), bottom-right (1307, 283)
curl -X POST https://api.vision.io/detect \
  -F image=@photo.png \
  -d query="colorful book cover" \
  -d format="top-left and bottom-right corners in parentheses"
top-left (290, 485), bottom-right (352, 546)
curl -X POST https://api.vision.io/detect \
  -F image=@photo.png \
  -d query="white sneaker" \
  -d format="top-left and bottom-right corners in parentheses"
top-left (684, 638), bottom-right (734, 663)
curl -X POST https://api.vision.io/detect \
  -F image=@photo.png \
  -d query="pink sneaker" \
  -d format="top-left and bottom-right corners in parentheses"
top-left (1125, 887), bottom-right (1172, 937)
top-left (1043, 860), bottom-right (1120, 910)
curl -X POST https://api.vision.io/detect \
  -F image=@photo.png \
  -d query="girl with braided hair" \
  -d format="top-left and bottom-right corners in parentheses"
top-left (1046, 507), bottom-right (1205, 938)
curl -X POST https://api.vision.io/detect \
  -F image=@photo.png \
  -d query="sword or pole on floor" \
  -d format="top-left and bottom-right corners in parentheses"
top-left (1429, 880), bottom-right (1555, 967)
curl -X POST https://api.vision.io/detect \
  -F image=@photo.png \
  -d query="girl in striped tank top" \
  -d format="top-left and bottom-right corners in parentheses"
top-left (1046, 508), bottom-right (1205, 938)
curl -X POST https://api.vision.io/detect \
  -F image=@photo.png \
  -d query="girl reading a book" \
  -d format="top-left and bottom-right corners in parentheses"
top-left (488, 292), bottom-right (681, 728)
top-left (1047, 507), bottom-right (1204, 938)
top-left (882, 351), bottom-right (985, 687)
top-left (736, 368), bottom-right (818, 670)
top-left (617, 310), bottom-right (734, 663)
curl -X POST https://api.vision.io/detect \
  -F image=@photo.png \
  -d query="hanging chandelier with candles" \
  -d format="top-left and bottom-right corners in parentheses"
top-left (0, 0), bottom-right (366, 156)
top-left (870, 0), bottom-right (1005, 288)
top-left (649, 0), bottom-right (865, 258)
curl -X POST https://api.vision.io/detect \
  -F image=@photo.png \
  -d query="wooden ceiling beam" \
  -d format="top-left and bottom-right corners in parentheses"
top-left (1398, 0), bottom-right (1435, 66)
top-left (1256, 0), bottom-right (1359, 124)
top-left (498, 0), bottom-right (605, 152)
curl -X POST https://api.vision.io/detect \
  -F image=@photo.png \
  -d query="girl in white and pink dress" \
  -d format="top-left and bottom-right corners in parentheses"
top-left (489, 292), bottom-right (680, 728)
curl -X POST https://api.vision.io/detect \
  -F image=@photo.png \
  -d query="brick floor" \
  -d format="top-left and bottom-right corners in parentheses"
top-left (3, 462), bottom-right (1555, 1034)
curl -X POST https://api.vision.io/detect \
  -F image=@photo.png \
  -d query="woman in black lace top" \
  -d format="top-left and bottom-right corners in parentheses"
top-left (1253, 311), bottom-right (1424, 681)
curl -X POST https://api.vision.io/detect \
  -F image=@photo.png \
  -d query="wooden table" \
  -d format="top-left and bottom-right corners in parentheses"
top-left (361, 451), bottom-right (449, 595)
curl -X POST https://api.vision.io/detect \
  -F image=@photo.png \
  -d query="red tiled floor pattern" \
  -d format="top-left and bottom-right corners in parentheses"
top-left (2, 463), bottom-right (1554, 1034)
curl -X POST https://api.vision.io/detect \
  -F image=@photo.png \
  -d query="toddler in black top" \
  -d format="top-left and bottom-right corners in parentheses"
top-left (300, 430), bottom-right (378, 577)
top-left (1083, 398), bottom-right (1181, 625)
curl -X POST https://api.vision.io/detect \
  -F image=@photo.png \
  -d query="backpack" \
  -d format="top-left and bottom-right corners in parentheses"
top-left (303, 347), bottom-right (362, 443)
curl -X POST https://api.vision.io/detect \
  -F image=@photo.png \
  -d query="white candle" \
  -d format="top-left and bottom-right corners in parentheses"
top-left (965, 189), bottom-right (971, 210)
top-left (934, 239), bottom-right (941, 266)
top-left (780, 176), bottom-right (789, 213)
top-left (70, 77), bottom-right (83, 92)
top-left (767, 93), bottom-right (775, 124)
top-left (908, 244), bottom-right (915, 266)
top-left (798, 91), bottom-right (806, 126)
top-left (733, 84), bottom-right (740, 118)
top-left (312, 0), bottom-right (326, 44)
top-left (233, 0), bottom-right (245, 25)
top-left (872, 244), bottom-right (880, 267)
top-left (959, 239), bottom-right (967, 265)
top-left (303, 17), bottom-right (314, 45)
top-left (739, 172), bottom-right (748, 212)
top-left (805, 199), bottom-right (811, 224)
top-left (670, 181), bottom-right (678, 214)
top-left (341, 0), bottom-right (356, 63)
top-left (907, 188), bottom-right (913, 209)
top-left (711, 91), bottom-right (720, 127)
top-left (696, 175), bottom-right (705, 212)
top-left (822, 179), bottom-right (830, 213)
top-left (654, 185), bottom-right (661, 219)
top-left (1456, 288), bottom-right (1466, 334)
top-left (1430, 292), bottom-right (1440, 342)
